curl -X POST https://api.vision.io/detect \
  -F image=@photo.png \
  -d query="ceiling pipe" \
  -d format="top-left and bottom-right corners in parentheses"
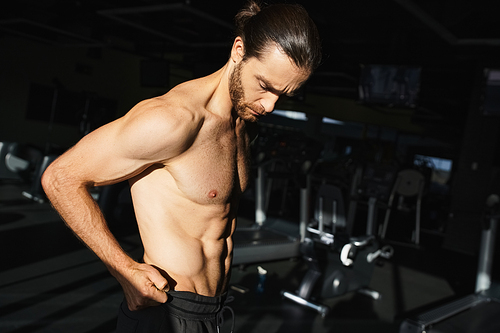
top-left (394, 0), bottom-right (500, 46)
top-left (0, 18), bottom-right (102, 47)
top-left (98, 2), bottom-right (233, 48)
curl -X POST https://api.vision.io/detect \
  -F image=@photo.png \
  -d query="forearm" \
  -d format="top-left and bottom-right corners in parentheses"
top-left (42, 166), bottom-right (169, 309)
top-left (42, 167), bottom-right (135, 275)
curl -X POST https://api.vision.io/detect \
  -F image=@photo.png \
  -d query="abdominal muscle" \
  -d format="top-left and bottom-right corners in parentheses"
top-left (129, 167), bottom-right (236, 297)
top-left (142, 230), bottom-right (233, 296)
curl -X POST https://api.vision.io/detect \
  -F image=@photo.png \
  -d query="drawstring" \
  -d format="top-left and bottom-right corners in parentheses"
top-left (217, 295), bottom-right (235, 333)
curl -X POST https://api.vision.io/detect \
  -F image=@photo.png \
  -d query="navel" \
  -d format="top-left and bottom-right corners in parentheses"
top-left (208, 190), bottom-right (218, 198)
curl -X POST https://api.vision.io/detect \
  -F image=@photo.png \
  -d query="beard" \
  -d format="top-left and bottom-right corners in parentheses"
top-left (229, 62), bottom-right (262, 122)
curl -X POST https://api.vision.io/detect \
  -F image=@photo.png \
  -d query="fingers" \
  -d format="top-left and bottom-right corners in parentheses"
top-left (124, 263), bottom-right (169, 310)
top-left (136, 266), bottom-right (168, 305)
top-left (153, 286), bottom-right (169, 303)
top-left (152, 275), bottom-right (169, 292)
top-left (148, 266), bottom-right (170, 293)
top-left (151, 282), bottom-right (169, 304)
top-left (126, 284), bottom-right (168, 311)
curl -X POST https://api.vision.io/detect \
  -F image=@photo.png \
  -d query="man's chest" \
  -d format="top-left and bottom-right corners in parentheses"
top-left (167, 124), bottom-right (251, 205)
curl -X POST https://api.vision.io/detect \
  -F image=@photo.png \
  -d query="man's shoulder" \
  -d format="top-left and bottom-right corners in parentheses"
top-left (132, 91), bottom-right (202, 125)
top-left (127, 74), bottom-right (218, 135)
top-left (114, 91), bottom-right (205, 161)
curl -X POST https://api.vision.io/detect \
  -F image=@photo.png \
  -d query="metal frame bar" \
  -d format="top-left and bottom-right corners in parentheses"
top-left (98, 2), bottom-right (232, 48)
top-left (0, 18), bottom-right (102, 47)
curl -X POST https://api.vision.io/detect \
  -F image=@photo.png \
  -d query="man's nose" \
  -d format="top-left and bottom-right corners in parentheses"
top-left (260, 94), bottom-right (280, 114)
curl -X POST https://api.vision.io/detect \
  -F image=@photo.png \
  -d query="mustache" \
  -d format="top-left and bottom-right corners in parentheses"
top-left (247, 104), bottom-right (266, 116)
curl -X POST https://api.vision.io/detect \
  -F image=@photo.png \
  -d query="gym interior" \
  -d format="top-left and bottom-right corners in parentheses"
top-left (1, 1), bottom-right (500, 332)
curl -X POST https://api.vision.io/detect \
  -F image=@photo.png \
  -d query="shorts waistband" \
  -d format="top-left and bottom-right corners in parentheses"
top-left (164, 290), bottom-right (226, 320)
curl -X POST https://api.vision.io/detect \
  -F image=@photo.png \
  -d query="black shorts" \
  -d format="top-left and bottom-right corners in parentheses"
top-left (116, 291), bottom-right (233, 333)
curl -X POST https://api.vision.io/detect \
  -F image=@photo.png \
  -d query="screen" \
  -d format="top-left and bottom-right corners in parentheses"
top-left (414, 154), bottom-right (453, 186)
top-left (359, 64), bottom-right (421, 108)
top-left (483, 69), bottom-right (500, 116)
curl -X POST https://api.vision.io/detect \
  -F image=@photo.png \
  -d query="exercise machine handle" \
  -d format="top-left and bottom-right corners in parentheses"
top-left (340, 236), bottom-right (376, 266)
top-left (367, 245), bottom-right (394, 263)
top-left (340, 243), bottom-right (354, 266)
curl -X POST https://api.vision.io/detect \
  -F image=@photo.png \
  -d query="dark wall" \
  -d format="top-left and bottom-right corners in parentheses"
top-left (445, 68), bottom-right (500, 254)
top-left (0, 35), bottom-right (190, 150)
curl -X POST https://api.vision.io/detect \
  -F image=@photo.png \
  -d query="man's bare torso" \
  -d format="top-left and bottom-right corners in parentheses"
top-left (128, 76), bottom-right (251, 297)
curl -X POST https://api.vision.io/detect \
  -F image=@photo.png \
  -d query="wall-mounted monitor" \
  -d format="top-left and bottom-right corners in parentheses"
top-left (483, 68), bottom-right (500, 116)
top-left (358, 64), bottom-right (421, 108)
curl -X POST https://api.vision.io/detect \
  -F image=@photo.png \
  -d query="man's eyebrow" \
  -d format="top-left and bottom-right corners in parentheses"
top-left (256, 75), bottom-right (290, 96)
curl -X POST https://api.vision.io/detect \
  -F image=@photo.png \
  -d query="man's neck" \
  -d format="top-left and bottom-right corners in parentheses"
top-left (205, 62), bottom-right (234, 120)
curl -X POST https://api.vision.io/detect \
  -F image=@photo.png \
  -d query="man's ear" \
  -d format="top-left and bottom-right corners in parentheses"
top-left (230, 37), bottom-right (245, 63)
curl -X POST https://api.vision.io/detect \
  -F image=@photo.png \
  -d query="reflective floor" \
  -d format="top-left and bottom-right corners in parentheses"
top-left (0, 181), bottom-right (477, 333)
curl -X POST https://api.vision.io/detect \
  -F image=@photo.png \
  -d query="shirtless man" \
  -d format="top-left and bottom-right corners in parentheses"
top-left (42, 1), bottom-right (321, 332)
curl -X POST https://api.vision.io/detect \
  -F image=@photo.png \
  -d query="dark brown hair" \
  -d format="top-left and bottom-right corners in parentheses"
top-left (234, 1), bottom-right (322, 72)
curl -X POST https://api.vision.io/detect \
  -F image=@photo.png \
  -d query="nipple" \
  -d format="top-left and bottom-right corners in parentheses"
top-left (208, 190), bottom-right (218, 198)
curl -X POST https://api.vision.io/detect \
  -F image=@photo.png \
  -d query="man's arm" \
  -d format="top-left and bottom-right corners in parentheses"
top-left (42, 98), bottom-right (200, 310)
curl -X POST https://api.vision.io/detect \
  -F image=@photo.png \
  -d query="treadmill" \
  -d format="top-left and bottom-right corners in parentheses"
top-left (232, 162), bottom-right (305, 266)
top-left (399, 194), bottom-right (500, 333)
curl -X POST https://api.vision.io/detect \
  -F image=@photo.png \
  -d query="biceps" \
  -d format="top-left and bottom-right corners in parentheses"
top-left (47, 106), bottom-right (198, 186)
top-left (50, 125), bottom-right (153, 187)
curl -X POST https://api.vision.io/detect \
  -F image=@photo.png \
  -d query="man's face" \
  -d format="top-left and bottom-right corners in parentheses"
top-left (229, 45), bottom-right (310, 122)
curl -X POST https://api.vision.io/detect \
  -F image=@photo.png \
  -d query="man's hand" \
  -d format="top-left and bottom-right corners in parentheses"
top-left (114, 262), bottom-right (169, 311)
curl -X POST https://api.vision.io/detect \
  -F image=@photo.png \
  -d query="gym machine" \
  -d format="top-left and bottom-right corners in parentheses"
top-left (0, 142), bottom-right (42, 183)
top-left (0, 141), bottom-right (56, 203)
top-left (232, 130), bottom-right (322, 266)
top-left (21, 154), bottom-right (58, 203)
top-left (281, 178), bottom-right (393, 317)
top-left (348, 163), bottom-right (398, 238)
top-left (399, 194), bottom-right (500, 333)
top-left (232, 158), bottom-right (303, 265)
